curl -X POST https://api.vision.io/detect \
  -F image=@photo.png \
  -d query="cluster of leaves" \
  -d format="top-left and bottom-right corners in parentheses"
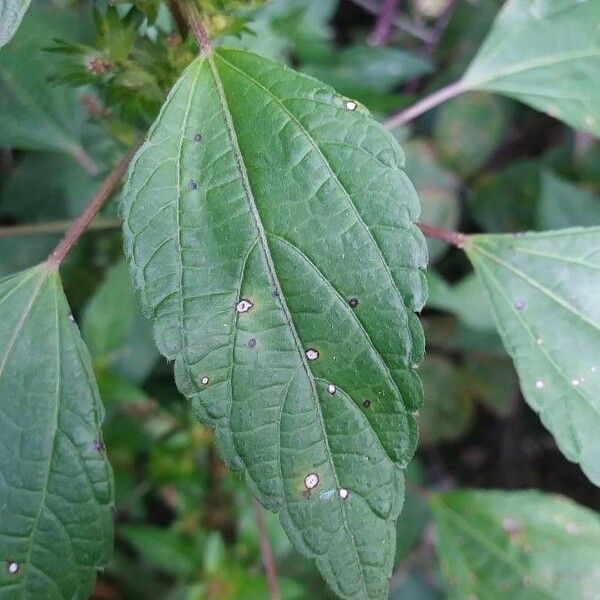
top-left (1, 1), bottom-right (600, 599)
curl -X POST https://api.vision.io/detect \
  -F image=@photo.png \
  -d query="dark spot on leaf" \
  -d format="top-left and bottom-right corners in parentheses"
top-left (348, 298), bottom-right (359, 308)
top-left (194, 133), bottom-right (202, 142)
top-left (248, 337), bottom-right (257, 348)
top-left (272, 289), bottom-right (280, 297)
top-left (188, 179), bottom-right (198, 190)
top-left (363, 399), bottom-right (371, 408)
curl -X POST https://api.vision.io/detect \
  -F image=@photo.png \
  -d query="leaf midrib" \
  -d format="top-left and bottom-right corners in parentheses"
top-left (206, 54), bottom-right (370, 598)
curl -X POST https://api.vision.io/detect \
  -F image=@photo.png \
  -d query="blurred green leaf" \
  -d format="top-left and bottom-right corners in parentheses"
top-left (468, 160), bottom-right (540, 232)
top-left (435, 92), bottom-right (508, 176)
top-left (120, 526), bottom-right (197, 578)
top-left (426, 271), bottom-right (496, 331)
top-left (419, 355), bottom-right (474, 444)
top-left (404, 139), bottom-right (460, 262)
top-left (466, 228), bottom-right (600, 485)
top-left (432, 489), bottom-right (600, 599)
top-left (0, 0), bottom-right (31, 48)
top-left (537, 171), bottom-right (600, 230)
top-left (0, 9), bottom-right (94, 164)
top-left (304, 45), bottom-right (432, 98)
top-left (83, 259), bottom-right (158, 383)
top-left (463, 0), bottom-right (600, 135)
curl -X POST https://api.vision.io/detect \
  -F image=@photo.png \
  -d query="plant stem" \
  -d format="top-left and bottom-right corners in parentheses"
top-left (72, 145), bottom-right (100, 176)
top-left (348, 0), bottom-right (435, 44)
top-left (368, 0), bottom-right (400, 46)
top-left (0, 217), bottom-right (120, 239)
top-left (419, 223), bottom-right (467, 248)
top-left (252, 499), bottom-right (281, 600)
top-left (181, 2), bottom-right (212, 56)
top-left (47, 146), bottom-right (137, 269)
top-left (384, 79), bottom-right (467, 129)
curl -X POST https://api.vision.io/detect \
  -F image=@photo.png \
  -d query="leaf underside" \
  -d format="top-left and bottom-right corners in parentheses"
top-left (466, 229), bottom-right (600, 486)
top-left (0, 265), bottom-right (114, 599)
top-left (121, 48), bottom-right (427, 599)
top-left (432, 490), bottom-right (600, 600)
top-left (464, 0), bottom-right (600, 135)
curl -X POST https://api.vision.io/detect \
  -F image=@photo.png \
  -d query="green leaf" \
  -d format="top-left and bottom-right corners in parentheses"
top-left (426, 271), bottom-right (496, 332)
top-left (0, 265), bottom-right (114, 598)
top-left (537, 171), bottom-right (600, 230)
top-left (463, 0), bottom-right (600, 135)
top-left (0, 0), bottom-right (31, 48)
top-left (434, 92), bottom-right (508, 176)
top-left (0, 10), bottom-right (92, 162)
top-left (121, 48), bottom-right (427, 599)
top-left (432, 489), bottom-right (600, 599)
top-left (465, 229), bottom-right (600, 485)
top-left (82, 260), bottom-right (158, 383)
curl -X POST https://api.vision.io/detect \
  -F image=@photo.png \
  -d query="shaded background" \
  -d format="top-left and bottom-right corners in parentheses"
top-left (1, 0), bottom-right (599, 598)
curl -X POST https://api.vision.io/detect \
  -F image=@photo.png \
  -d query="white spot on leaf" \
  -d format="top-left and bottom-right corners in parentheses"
top-left (305, 473), bottom-right (319, 489)
top-left (535, 380), bottom-right (544, 389)
top-left (236, 299), bottom-right (253, 313)
top-left (345, 100), bottom-right (357, 111)
top-left (338, 488), bottom-right (349, 500)
top-left (7, 562), bottom-right (19, 575)
top-left (306, 349), bottom-right (319, 361)
top-left (327, 384), bottom-right (336, 395)
top-left (200, 376), bottom-right (209, 385)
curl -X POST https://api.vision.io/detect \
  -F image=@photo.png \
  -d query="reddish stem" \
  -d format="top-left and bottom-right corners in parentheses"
top-left (368, 0), bottom-right (400, 46)
top-left (253, 500), bottom-right (281, 600)
top-left (47, 146), bottom-right (137, 268)
top-left (419, 223), bottom-right (466, 248)
top-left (72, 145), bottom-right (100, 176)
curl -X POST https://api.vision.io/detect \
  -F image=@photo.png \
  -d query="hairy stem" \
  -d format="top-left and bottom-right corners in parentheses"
top-left (47, 146), bottom-right (137, 268)
top-left (0, 218), bottom-right (120, 239)
top-left (181, 1), bottom-right (212, 56)
top-left (385, 79), bottom-right (467, 129)
top-left (253, 500), bottom-right (281, 600)
top-left (368, 0), bottom-right (400, 46)
top-left (419, 223), bottom-right (467, 248)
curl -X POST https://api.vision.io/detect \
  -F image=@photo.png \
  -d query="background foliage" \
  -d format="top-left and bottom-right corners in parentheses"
top-left (1, 0), bottom-right (600, 599)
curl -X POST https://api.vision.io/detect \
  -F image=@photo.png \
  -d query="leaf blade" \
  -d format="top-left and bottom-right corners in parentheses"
top-left (0, 265), bottom-right (114, 598)
top-left (121, 48), bottom-right (426, 599)
top-left (463, 0), bottom-right (600, 135)
top-left (465, 228), bottom-right (600, 485)
top-left (432, 489), bottom-right (600, 600)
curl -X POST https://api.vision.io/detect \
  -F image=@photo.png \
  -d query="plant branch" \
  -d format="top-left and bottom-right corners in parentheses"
top-left (47, 146), bottom-right (137, 268)
top-left (385, 79), bottom-right (467, 129)
top-left (348, 0), bottom-right (436, 44)
top-left (253, 499), bottom-right (281, 600)
top-left (419, 223), bottom-right (466, 248)
top-left (168, 0), bottom-right (189, 38)
top-left (368, 0), bottom-right (400, 46)
top-left (0, 217), bottom-right (120, 239)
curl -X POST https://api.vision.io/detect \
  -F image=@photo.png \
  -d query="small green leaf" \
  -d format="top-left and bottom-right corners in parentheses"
top-left (0, 265), bottom-right (114, 598)
top-left (122, 48), bottom-right (426, 599)
top-left (432, 489), bottom-right (600, 599)
top-left (0, 0), bottom-right (31, 48)
top-left (463, 0), bottom-right (600, 134)
top-left (465, 229), bottom-right (600, 484)
top-left (537, 171), bottom-right (600, 230)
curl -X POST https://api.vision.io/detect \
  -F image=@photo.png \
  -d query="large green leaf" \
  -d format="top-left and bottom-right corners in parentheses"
top-left (0, 265), bottom-right (114, 598)
top-left (462, 0), bottom-right (600, 135)
top-left (465, 229), bottom-right (600, 485)
top-left (121, 48), bottom-right (427, 599)
top-left (432, 489), bottom-right (600, 599)
top-left (0, 0), bottom-right (31, 48)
